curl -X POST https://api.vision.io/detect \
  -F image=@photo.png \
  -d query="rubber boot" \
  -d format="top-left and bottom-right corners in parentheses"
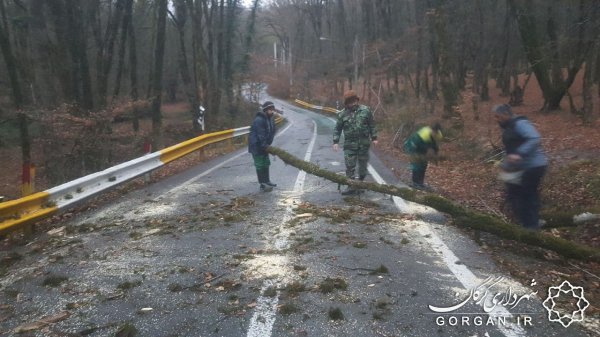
top-left (264, 168), bottom-right (277, 187)
top-left (256, 169), bottom-right (262, 184)
top-left (411, 170), bottom-right (425, 190)
top-left (258, 170), bottom-right (273, 192)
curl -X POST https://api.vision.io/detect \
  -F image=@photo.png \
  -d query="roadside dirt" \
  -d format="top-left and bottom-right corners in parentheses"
top-left (369, 76), bottom-right (600, 325)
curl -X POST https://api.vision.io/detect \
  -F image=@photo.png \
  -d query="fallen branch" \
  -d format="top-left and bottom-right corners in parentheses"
top-left (266, 146), bottom-right (600, 263)
top-left (568, 262), bottom-right (600, 281)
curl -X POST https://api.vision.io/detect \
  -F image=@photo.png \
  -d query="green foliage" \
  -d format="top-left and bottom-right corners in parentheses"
top-left (117, 280), bottom-right (142, 291)
top-left (328, 307), bottom-right (344, 321)
top-left (319, 277), bottom-right (348, 293)
top-left (370, 264), bottom-right (389, 275)
top-left (279, 302), bottom-right (300, 315)
top-left (115, 323), bottom-right (137, 337)
top-left (42, 274), bottom-right (68, 287)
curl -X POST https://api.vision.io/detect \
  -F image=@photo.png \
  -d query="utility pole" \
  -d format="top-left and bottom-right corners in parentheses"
top-left (273, 42), bottom-right (277, 68)
top-left (288, 38), bottom-right (293, 87)
top-left (353, 35), bottom-right (359, 89)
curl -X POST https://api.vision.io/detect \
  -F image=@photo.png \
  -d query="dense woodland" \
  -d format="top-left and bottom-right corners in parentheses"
top-left (259, 0), bottom-right (599, 116)
top-left (0, 0), bottom-right (599, 195)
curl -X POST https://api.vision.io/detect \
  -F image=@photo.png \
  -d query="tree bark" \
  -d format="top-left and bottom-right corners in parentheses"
top-left (172, 0), bottom-right (200, 130)
top-left (128, 0), bottom-right (139, 131)
top-left (0, 4), bottom-right (24, 108)
top-left (0, 1), bottom-right (31, 195)
top-left (112, 0), bottom-right (134, 102)
top-left (65, 0), bottom-right (94, 110)
top-left (150, 0), bottom-right (168, 149)
top-left (266, 145), bottom-right (600, 263)
top-left (508, 0), bottom-right (587, 111)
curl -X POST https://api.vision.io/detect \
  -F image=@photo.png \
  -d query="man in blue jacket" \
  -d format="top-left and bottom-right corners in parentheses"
top-left (494, 104), bottom-right (548, 230)
top-left (249, 101), bottom-right (277, 192)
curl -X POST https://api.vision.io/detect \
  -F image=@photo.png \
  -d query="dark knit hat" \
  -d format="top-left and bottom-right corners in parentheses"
top-left (493, 104), bottom-right (513, 116)
top-left (262, 101), bottom-right (275, 112)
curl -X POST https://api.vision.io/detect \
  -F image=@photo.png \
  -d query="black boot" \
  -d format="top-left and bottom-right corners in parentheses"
top-left (341, 177), bottom-right (357, 195)
top-left (256, 169), bottom-right (262, 184)
top-left (264, 169), bottom-right (277, 187)
top-left (356, 175), bottom-right (366, 194)
top-left (257, 169), bottom-right (272, 192)
top-left (341, 186), bottom-right (356, 195)
top-left (411, 170), bottom-right (425, 189)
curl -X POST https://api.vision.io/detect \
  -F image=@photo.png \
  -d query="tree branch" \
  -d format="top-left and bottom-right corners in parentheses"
top-left (266, 146), bottom-right (600, 263)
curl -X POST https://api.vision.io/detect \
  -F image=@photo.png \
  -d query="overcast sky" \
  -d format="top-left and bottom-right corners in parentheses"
top-left (241, 0), bottom-right (255, 8)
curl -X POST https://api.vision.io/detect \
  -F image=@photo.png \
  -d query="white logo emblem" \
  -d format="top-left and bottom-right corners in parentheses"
top-left (542, 281), bottom-right (590, 327)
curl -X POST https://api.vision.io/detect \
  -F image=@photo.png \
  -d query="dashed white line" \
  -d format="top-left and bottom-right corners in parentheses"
top-left (164, 122), bottom-right (294, 195)
top-left (368, 166), bottom-right (527, 337)
top-left (246, 120), bottom-right (318, 337)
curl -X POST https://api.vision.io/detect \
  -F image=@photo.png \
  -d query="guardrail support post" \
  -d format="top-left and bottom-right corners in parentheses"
top-left (21, 163), bottom-right (35, 197)
top-left (144, 140), bottom-right (152, 184)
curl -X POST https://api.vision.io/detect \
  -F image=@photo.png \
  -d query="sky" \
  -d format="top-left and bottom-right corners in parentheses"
top-left (241, 0), bottom-right (256, 8)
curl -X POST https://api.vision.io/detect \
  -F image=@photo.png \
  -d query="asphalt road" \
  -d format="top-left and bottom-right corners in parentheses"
top-left (0, 98), bottom-right (595, 337)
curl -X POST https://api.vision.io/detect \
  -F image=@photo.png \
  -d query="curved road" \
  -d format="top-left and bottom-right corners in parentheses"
top-left (0, 98), bottom-right (593, 337)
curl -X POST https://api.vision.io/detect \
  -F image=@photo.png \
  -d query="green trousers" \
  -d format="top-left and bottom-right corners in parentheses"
top-left (252, 154), bottom-right (271, 170)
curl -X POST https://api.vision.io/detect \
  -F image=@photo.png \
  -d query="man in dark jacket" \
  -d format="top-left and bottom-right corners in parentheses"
top-left (249, 101), bottom-right (277, 192)
top-left (494, 104), bottom-right (548, 230)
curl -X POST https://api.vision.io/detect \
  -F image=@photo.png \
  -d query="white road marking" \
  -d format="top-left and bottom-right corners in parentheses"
top-left (293, 120), bottom-right (318, 193)
top-left (246, 279), bottom-right (280, 337)
top-left (368, 169), bottom-right (527, 337)
top-left (246, 120), bottom-right (317, 337)
top-left (164, 122), bottom-right (294, 195)
top-left (320, 113), bottom-right (525, 337)
top-left (269, 107), bottom-right (524, 336)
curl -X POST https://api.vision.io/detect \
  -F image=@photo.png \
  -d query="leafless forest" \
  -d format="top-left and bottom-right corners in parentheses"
top-left (0, 0), bottom-right (599, 196)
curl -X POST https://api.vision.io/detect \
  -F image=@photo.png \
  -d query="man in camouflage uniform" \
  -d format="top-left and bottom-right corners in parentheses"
top-left (333, 90), bottom-right (378, 195)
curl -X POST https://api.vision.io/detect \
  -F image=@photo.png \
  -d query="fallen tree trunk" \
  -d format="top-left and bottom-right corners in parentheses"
top-left (266, 146), bottom-right (600, 263)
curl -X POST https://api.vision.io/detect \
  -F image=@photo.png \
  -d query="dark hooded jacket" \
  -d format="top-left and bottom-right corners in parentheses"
top-left (248, 111), bottom-right (276, 155)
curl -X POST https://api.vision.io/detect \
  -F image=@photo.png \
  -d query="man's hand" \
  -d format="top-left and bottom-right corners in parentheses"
top-left (333, 144), bottom-right (339, 152)
top-left (507, 154), bottom-right (522, 164)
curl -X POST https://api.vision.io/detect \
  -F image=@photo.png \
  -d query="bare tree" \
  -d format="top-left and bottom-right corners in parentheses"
top-left (150, 0), bottom-right (168, 149)
top-left (507, 0), bottom-right (594, 111)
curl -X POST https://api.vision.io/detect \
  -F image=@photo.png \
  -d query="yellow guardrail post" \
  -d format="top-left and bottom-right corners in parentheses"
top-left (21, 163), bottom-right (35, 197)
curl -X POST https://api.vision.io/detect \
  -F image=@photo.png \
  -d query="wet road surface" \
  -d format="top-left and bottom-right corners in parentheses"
top-left (0, 98), bottom-right (594, 337)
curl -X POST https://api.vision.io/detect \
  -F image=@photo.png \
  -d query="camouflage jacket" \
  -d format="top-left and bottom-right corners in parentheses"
top-left (333, 105), bottom-right (378, 146)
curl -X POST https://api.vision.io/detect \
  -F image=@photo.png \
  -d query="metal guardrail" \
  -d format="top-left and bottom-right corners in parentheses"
top-left (294, 99), bottom-right (339, 114)
top-left (0, 116), bottom-right (283, 233)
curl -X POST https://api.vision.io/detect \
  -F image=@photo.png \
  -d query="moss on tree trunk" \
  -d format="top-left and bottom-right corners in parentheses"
top-left (266, 146), bottom-right (600, 263)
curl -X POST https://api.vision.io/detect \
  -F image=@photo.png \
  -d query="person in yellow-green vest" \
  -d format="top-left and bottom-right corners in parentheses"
top-left (403, 123), bottom-right (443, 190)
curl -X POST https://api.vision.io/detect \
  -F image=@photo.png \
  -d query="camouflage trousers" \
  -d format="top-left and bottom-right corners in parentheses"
top-left (344, 149), bottom-right (369, 179)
